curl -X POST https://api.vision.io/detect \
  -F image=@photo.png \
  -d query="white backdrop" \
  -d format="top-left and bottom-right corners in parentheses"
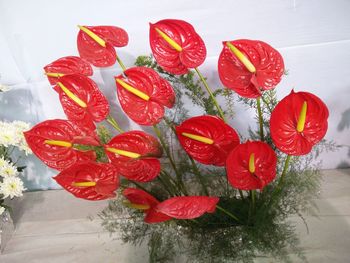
top-left (0, 0), bottom-right (350, 190)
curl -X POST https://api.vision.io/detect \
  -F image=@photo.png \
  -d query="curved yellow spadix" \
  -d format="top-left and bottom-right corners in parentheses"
top-left (72, 181), bottom-right (97, 187)
top-left (106, 147), bottom-right (141, 159)
top-left (248, 153), bottom-right (255, 174)
top-left (297, 101), bottom-right (308, 132)
top-left (155, 27), bottom-right (182, 52)
top-left (226, 42), bottom-right (256, 73)
top-left (123, 200), bottom-right (150, 210)
top-left (57, 82), bottom-right (87, 108)
top-left (44, 140), bottom-right (72, 148)
top-left (45, 72), bottom-right (65, 78)
top-left (181, 132), bottom-right (214, 144)
top-left (78, 25), bottom-right (106, 47)
top-left (116, 78), bottom-right (150, 101)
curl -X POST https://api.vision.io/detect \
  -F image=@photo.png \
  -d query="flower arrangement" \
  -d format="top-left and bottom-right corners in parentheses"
top-left (0, 119), bottom-right (31, 215)
top-left (24, 20), bottom-right (334, 262)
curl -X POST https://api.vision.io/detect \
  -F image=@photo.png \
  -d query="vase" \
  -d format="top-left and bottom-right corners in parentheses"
top-left (0, 211), bottom-right (15, 253)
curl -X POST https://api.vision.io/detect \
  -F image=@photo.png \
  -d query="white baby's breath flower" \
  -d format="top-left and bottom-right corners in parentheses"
top-left (0, 206), bottom-right (5, 215)
top-left (0, 176), bottom-right (25, 199)
top-left (12, 121), bottom-right (30, 131)
top-left (0, 121), bottom-right (31, 150)
top-left (0, 123), bottom-right (18, 147)
top-left (0, 161), bottom-right (18, 177)
top-left (0, 84), bottom-right (11, 92)
top-left (0, 156), bottom-right (9, 167)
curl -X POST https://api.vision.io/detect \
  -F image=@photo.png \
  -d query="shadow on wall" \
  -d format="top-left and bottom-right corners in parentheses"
top-left (336, 107), bottom-right (350, 169)
top-left (0, 86), bottom-right (39, 123)
top-left (337, 108), bottom-right (350, 132)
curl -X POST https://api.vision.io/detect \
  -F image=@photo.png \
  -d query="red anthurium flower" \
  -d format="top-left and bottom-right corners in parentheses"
top-left (24, 119), bottom-right (99, 171)
top-left (115, 67), bottom-right (175, 125)
top-left (44, 56), bottom-right (93, 85)
top-left (77, 25), bottom-right (128, 67)
top-left (149, 19), bottom-right (206, 75)
top-left (53, 74), bottom-right (109, 130)
top-left (105, 131), bottom-right (162, 182)
top-left (176, 115), bottom-right (240, 166)
top-left (218, 39), bottom-right (284, 98)
top-left (123, 188), bottom-right (172, 223)
top-left (155, 196), bottom-right (219, 219)
top-left (54, 161), bottom-right (119, 201)
top-left (226, 141), bottom-right (277, 190)
top-left (270, 90), bottom-right (329, 155)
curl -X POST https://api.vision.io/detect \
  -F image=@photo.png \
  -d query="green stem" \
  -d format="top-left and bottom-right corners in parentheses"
top-left (260, 95), bottom-right (273, 113)
top-left (153, 125), bottom-right (188, 195)
top-left (238, 189), bottom-right (244, 199)
top-left (251, 190), bottom-right (256, 212)
top-left (256, 97), bottom-right (264, 141)
top-left (106, 115), bottom-right (124, 133)
top-left (160, 171), bottom-right (182, 196)
top-left (278, 155), bottom-right (291, 187)
top-left (189, 157), bottom-right (209, 195)
top-left (194, 68), bottom-right (226, 122)
top-left (116, 56), bottom-right (127, 72)
top-left (163, 118), bottom-right (209, 195)
top-left (216, 205), bottom-right (239, 222)
top-left (161, 169), bottom-right (180, 192)
top-left (157, 175), bottom-right (175, 196)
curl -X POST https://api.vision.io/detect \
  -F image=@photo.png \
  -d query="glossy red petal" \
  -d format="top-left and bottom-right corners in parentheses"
top-left (176, 115), bottom-right (240, 166)
top-left (149, 19), bottom-right (206, 75)
top-left (77, 25), bottom-right (128, 67)
top-left (116, 67), bottom-right (175, 126)
top-left (123, 188), bottom-right (172, 223)
top-left (218, 40), bottom-right (284, 98)
top-left (54, 161), bottom-right (119, 201)
top-left (54, 74), bottom-right (109, 130)
top-left (270, 91), bottom-right (329, 155)
top-left (226, 141), bottom-right (277, 190)
top-left (123, 188), bottom-right (159, 207)
top-left (155, 196), bottom-right (219, 219)
top-left (105, 131), bottom-right (162, 182)
top-left (44, 56), bottom-right (93, 85)
top-left (144, 208), bottom-right (172, 223)
top-left (23, 119), bottom-right (97, 171)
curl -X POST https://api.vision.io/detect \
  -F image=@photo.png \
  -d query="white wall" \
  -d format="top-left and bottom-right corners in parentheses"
top-left (0, 0), bottom-right (349, 190)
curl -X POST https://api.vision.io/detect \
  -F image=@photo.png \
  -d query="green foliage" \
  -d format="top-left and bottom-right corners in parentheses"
top-left (98, 55), bottom-right (337, 262)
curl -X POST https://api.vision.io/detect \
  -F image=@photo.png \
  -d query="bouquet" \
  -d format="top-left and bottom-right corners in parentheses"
top-left (24, 20), bottom-right (332, 262)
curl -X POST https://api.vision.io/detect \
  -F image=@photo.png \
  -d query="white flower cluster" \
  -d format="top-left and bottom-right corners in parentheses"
top-left (0, 83), bottom-right (11, 92)
top-left (0, 157), bottom-right (26, 215)
top-left (0, 121), bottom-right (32, 155)
top-left (0, 121), bottom-right (31, 215)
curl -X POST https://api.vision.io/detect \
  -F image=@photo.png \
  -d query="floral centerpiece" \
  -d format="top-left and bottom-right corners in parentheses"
top-left (24, 20), bottom-right (334, 262)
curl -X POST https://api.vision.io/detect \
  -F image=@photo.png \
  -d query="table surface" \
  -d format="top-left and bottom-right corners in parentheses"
top-left (0, 169), bottom-right (349, 263)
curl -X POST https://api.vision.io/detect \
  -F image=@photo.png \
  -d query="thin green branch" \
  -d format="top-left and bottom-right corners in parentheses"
top-left (153, 125), bottom-right (188, 195)
top-left (256, 97), bottom-right (264, 141)
top-left (189, 157), bottom-right (209, 195)
top-left (278, 155), bottom-right (292, 187)
top-left (106, 115), bottom-right (124, 133)
top-left (216, 205), bottom-right (240, 222)
top-left (116, 56), bottom-right (127, 72)
top-left (194, 67), bottom-right (226, 122)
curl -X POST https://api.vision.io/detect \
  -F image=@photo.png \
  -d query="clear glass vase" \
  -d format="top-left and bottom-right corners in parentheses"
top-left (0, 211), bottom-right (14, 253)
